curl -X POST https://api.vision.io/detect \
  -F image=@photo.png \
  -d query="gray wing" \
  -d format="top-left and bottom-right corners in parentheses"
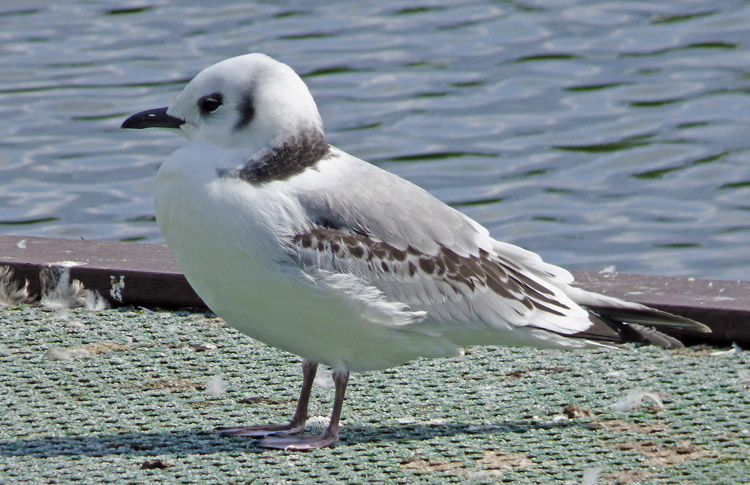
top-left (285, 149), bottom-right (594, 335)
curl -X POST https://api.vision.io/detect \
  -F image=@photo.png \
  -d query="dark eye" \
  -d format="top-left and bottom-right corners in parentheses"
top-left (198, 93), bottom-right (223, 114)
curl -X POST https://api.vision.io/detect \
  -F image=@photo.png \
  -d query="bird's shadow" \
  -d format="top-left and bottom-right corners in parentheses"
top-left (0, 420), bottom-right (575, 458)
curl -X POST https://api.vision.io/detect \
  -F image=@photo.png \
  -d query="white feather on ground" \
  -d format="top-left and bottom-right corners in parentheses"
top-left (42, 347), bottom-right (91, 361)
top-left (612, 389), bottom-right (665, 412)
top-left (0, 266), bottom-right (32, 306)
top-left (40, 267), bottom-right (87, 310)
top-left (205, 375), bottom-right (228, 396)
top-left (40, 267), bottom-right (109, 311)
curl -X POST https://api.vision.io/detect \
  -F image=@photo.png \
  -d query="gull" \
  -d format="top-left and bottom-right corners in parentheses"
top-left (122, 53), bottom-right (709, 450)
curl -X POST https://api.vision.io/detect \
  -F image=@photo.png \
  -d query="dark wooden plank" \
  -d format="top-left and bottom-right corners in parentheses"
top-left (0, 235), bottom-right (203, 309)
top-left (1, 235), bottom-right (747, 344)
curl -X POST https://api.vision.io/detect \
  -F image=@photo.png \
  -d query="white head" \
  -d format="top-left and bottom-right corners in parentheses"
top-left (122, 53), bottom-right (324, 154)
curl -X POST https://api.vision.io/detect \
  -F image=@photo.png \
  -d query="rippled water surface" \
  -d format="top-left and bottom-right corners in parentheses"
top-left (1, 1), bottom-right (749, 279)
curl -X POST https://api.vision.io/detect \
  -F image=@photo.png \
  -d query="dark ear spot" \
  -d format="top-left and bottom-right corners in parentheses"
top-left (235, 90), bottom-right (255, 131)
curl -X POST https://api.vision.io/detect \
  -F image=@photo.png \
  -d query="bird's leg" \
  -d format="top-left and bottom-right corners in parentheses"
top-left (216, 360), bottom-right (318, 437)
top-left (259, 369), bottom-right (349, 450)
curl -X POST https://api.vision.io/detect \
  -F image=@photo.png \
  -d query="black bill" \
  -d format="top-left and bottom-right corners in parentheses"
top-left (121, 107), bottom-right (184, 130)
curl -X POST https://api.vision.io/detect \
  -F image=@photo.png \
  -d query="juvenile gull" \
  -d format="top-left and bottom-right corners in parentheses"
top-left (122, 53), bottom-right (709, 450)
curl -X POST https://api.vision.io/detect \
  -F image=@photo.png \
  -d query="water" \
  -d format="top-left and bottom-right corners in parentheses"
top-left (1, 0), bottom-right (748, 280)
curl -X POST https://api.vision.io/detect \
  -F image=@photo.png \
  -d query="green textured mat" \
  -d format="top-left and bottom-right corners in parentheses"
top-left (1, 305), bottom-right (748, 484)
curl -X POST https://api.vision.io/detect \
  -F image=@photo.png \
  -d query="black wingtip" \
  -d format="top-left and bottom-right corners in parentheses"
top-left (591, 306), bottom-right (711, 334)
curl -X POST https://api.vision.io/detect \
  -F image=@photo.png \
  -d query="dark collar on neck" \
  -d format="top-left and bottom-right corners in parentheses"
top-left (226, 128), bottom-right (330, 185)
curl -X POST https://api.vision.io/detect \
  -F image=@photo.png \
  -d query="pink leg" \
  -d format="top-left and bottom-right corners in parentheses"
top-left (216, 360), bottom-right (318, 437)
top-left (259, 369), bottom-right (349, 450)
